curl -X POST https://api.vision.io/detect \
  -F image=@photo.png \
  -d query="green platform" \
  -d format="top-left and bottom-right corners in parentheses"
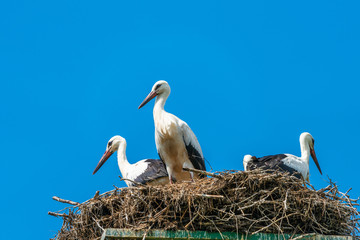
top-left (101, 229), bottom-right (353, 240)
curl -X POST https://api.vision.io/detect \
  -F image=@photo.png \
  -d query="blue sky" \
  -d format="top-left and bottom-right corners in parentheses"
top-left (1, 1), bottom-right (359, 239)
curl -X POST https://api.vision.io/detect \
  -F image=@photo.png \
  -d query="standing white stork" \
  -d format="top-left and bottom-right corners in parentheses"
top-left (243, 132), bottom-right (322, 182)
top-left (93, 135), bottom-right (169, 186)
top-left (138, 80), bottom-right (206, 183)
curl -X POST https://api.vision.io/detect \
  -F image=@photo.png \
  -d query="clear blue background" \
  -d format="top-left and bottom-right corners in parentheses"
top-left (1, 1), bottom-right (359, 239)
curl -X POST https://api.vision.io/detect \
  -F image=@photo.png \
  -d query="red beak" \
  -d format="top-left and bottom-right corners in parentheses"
top-left (310, 148), bottom-right (322, 175)
top-left (93, 150), bottom-right (114, 175)
top-left (138, 90), bottom-right (157, 109)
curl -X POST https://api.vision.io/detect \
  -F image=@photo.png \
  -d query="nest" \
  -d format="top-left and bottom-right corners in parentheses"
top-left (50, 170), bottom-right (360, 239)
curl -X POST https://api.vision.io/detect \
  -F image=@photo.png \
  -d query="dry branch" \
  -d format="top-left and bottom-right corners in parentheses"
top-left (119, 176), bottom-right (145, 186)
top-left (48, 211), bottom-right (68, 218)
top-left (182, 167), bottom-right (223, 178)
top-left (93, 190), bottom-right (100, 199)
top-left (52, 196), bottom-right (79, 205)
top-left (194, 194), bottom-right (224, 199)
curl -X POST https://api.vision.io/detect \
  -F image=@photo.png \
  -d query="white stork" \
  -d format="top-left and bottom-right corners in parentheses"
top-left (138, 80), bottom-right (206, 183)
top-left (93, 135), bottom-right (169, 186)
top-left (243, 132), bottom-right (322, 182)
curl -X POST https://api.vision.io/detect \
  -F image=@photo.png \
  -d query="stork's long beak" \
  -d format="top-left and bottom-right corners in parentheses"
top-left (93, 150), bottom-right (114, 175)
top-left (138, 90), bottom-right (157, 109)
top-left (310, 148), bottom-right (322, 175)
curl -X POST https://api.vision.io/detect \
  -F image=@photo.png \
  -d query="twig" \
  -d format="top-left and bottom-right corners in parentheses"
top-left (344, 188), bottom-right (352, 196)
top-left (56, 189), bottom-right (118, 213)
top-left (52, 196), bottom-right (79, 205)
top-left (290, 233), bottom-right (316, 240)
top-left (185, 212), bottom-right (200, 228)
top-left (92, 217), bottom-right (104, 231)
top-left (317, 185), bottom-right (332, 194)
top-left (48, 211), bottom-right (68, 218)
top-left (119, 176), bottom-right (145, 186)
top-left (183, 167), bottom-right (223, 179)
top-left (194, 194), bottom-right (224, 199)
top-left (93, 191), bottom-right (100, 199)
top-left (283, 190), bottom-right (289, 211)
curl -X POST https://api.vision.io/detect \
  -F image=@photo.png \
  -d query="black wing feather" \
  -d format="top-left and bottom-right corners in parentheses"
top-left (185, 142), bottom-right (206, 173)
top-left (248, 154), bottom-right (302, 179)
top-left (180, 123), bottom-right (206, 172)
top-left (253, 154), bottom-right (288, 168)
top-left (132, 159), bottom-right (168, 186)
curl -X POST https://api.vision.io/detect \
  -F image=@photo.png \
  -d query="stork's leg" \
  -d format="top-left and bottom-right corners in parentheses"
top-left (190, 171), bottom-right (195, 182)
top-left (167, 166), bottom-right (175, 184)
top-left (169, 175), bottom-right (176, 184)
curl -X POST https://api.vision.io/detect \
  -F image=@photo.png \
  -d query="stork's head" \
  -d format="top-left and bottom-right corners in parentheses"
top-left (93, 136), bottom-right (126, 175)
top-left (138, 80), bottom-right (170, 109)
top-left (243, 155), bottom-right (253, 171)
top-left (300, 132), bottom-right (322, 175)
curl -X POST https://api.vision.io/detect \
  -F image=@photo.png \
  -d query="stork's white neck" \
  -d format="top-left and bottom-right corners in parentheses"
top-left (116, 143), bottom-right (131, 177)
top-left (300, 138), bottom-right (310, 163)
top-left (153, 92), bottom-right (169, 120)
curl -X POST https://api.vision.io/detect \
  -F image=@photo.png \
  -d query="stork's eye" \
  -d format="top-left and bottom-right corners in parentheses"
top-left (155, 84), bottom-right (162, 90)
top-left (312, 139), bottom-right (315, 145)
top-left (108, 142), bottom-right (113, 147)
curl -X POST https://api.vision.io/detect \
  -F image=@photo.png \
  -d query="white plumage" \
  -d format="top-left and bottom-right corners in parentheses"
top-left (243, 132), bottom-right (322, 182)
top-left (138, 80), bottom-right (206, 183)
top-left (280, 154), bottom-right (310, 180)
top-left (93, 136), bottom-right (168, 186)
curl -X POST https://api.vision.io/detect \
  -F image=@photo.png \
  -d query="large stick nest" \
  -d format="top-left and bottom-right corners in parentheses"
top-left (51, 170), bottom-right (360, 239)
